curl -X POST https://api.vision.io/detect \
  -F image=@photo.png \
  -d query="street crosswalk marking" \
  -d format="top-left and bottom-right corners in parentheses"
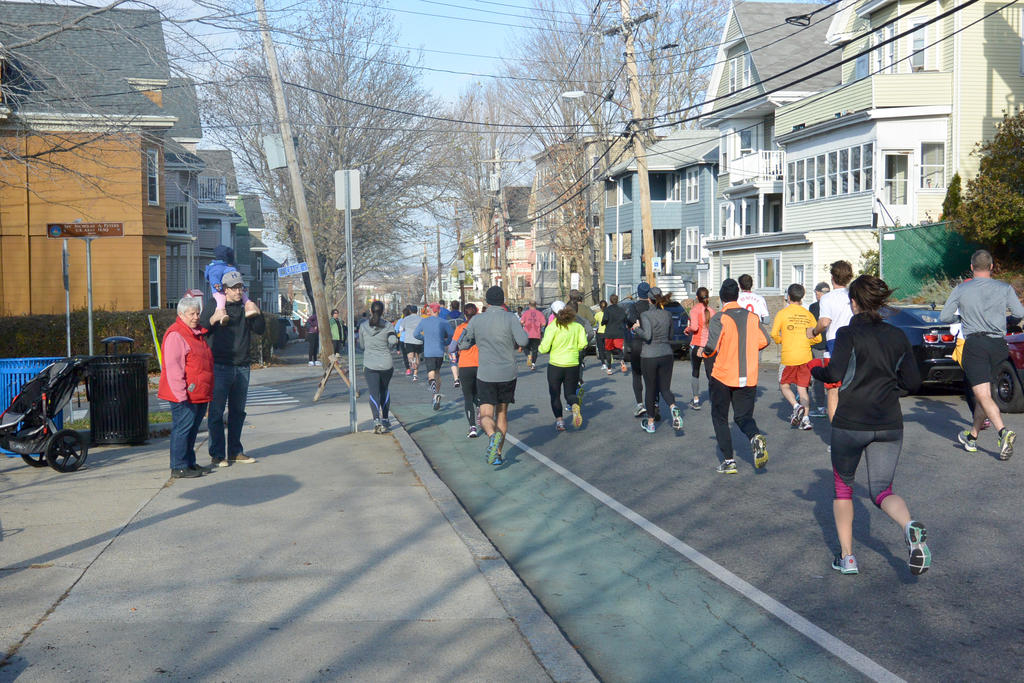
top-left (156, 386), bottom-right (299, 410)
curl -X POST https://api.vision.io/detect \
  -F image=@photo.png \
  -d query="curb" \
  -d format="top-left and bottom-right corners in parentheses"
top-left (389, 418), bottom-right (597, 683)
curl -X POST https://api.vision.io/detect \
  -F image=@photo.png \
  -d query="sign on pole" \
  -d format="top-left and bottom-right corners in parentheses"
top-left (334, 170), bottom-right (360, 210)
top-left (277, 262), bottom-right (309, 278)
top-left (47, 222), bottom-right (123, 238)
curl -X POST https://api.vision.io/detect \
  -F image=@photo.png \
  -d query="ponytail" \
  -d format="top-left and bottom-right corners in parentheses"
top-left (369, 300), bottom-right (385, 329)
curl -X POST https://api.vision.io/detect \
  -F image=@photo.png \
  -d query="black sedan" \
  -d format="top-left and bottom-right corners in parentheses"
top-left (880, 305), bottom-right (963, 385)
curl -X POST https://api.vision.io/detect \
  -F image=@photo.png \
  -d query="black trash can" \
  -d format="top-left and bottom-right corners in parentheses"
top-left (88, 337), bottom-right (150, 445)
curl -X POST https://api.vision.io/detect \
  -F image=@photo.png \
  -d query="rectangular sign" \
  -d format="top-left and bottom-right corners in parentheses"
top-left (277, 262), bottom-right (309, 278)
top-left (334, 170), bottom-right (361, 210)
top-left (47, 222), bottom-right (123, 238)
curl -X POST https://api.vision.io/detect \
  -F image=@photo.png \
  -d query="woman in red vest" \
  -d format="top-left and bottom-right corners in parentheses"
top-left (158, 297), bottom-right (215, 478)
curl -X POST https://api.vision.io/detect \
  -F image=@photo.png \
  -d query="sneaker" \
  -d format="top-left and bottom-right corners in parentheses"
top-left (307, 360), bottom-right (315, 366)
top-left (228, 454), bottom-right (256, 464)
top-left (601, 363), bottom-right (608, 371)
top-left (572, 403), bottom-right (583, 429)
top-left (981, 418), bottom-right (992, 430)
top-left (405, 369), bottom-right (411, 376)
top-left (467, 425), bottom-right (478, 438)
top-left (606, 368), bottom-right (614, 375)
top-left (620, 364), bottom-right (628, 374)
top-left (905, 521), bottom-right (931, 575)
top-left (832, 554), bottom-right (859, 575)
top-left (799, 416), bottom-right (813, 431)
top-left (555, 419), bottom-right (566, 432)
top-left (486, 431), bottom-right (504, 465)
top-left (789, 404), bottom-right (805, 427)
top-left (412, 374), bottom-right (418, 382)
top-left (432, 393), bottom-right (442, 411)
top-left (373, 421), bottom-right (385, 434)
top-left (211, 458), bottom-right (229, 468)
top-left (531, 363), bottom-right (537, 371)
top-left (957, 430), bottom-right (978, 453)
top-left (640, 421), bottom-right (656, 434)
top-left (751, 434), bottom-right (768, 469)
top-left (314, 360), bottom-right (322, 366)
top-left (380, 418), bottom-right (391, 432)
top-left (716, 460), bottom-right (738, 474)
top-left (454, 379), bottom-right (461, 388)
top-left (690, 397), bottom-right (701, 410)
top-left (190, 463), bottom-right (214, 473)
top-left (998, 428), bottom-right (1015, 460)
top-left (671, 405), bottom-right (682, 430)
top-left (171, 468), bottom-right (202, 479)
top-left (633, 403), bottom-right (647, 418)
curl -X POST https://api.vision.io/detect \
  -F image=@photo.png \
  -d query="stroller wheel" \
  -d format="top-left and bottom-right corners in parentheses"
top-left (45, 429), bottom-right (88, 473)
top-left (20, 453), bottom-right (49, 468)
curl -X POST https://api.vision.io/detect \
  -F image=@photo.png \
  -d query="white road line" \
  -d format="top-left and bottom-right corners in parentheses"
top-left (506, 435), bottom-right (904, 683)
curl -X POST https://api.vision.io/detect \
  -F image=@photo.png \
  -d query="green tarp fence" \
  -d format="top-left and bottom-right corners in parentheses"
top-left (881, 221), bottom-right (979, 298)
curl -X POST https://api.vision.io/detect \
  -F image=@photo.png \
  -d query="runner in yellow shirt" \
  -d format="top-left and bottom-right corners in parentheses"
top-left (771, 283), bottom-right (821, 430)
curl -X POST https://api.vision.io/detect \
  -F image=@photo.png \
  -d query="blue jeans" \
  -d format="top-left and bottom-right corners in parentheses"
top-left (170, 401), bottom-right (207, 470)
top-left (208, 364), bottom-right (250, 460)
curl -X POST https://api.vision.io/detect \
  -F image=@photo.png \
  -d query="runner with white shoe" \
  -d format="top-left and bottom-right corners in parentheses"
top-left (631, 288), bottom-right (683, 435)
top-left (538, 301), bottom-right (589, 431)
top-left (450, 303), bottom-right (481, 438)
top-left (771, 284), bottom-right (820, 432)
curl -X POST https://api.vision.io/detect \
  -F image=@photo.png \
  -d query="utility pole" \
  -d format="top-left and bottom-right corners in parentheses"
top-left (256, 0), bottom-right (334, 365)
top-left (614, 0), bottom-right (657, 288)
top-left (436, 224), bottom-right (443, 303)
top-left (421, 242), bottom-right (429, 304)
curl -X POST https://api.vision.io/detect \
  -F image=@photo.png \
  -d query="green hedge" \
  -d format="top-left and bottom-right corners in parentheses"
top-left (0, 310), bottom-right (280, 371)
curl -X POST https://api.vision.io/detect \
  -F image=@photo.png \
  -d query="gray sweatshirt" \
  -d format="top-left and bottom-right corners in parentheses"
top-left (359, 320), bottom-right (398, 371)
top-left (633, 307), bottom-right (673, 358)
top-left (458, 307), bottom-right (529, 382)
top-left (940, 277), bottom-right (1024, 337)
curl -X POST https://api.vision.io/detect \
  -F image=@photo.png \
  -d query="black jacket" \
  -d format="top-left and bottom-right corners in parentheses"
top-left (200, 299), bottom-right (266, 365)
top-left (602, 303), bottom-right (628, 339)
top-left (809, 300), bottom-right (828, 351)
top-left (810, 313), bottom-right (921, 431)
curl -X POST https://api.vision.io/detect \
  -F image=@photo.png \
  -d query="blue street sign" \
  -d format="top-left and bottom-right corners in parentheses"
top-left (278, 262), bottom-right (309, 278)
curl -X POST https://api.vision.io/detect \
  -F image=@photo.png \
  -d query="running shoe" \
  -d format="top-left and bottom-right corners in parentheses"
top-left (716, 460), bottom-right (738, 474)
top-left (905, 520), bottom-right (930, 575)
top-left (405, 369), bottom-right (411, 376)
top-left (454, 379), bottom-right (461, 388)
top-left (576, 382), bottom-right (585, 404)
top-left (670, 405), bottom-right (682, 430)
top-left (981, 418), bottom-right (992, 430)
top-left (957, 430), bottom-right (978, 453)
top-left (531, 363), bottom-right (537, 371)
top-left (606, 367), bottom-right (614, 375)
top-left (799, 416), bottom-right (813, 431)
top-left (640, 421), bottom-right (656, 434)
top-left (373, 420), bottom-right (384, 434)
top-left (432, 393), bottom-right (442, 411)
top-left (412, 374), bottom-right (418, 382)
top-left (467, 425), bottom-right (479, 438)
top-left (620, 364), bottom-right (628, 374)
top-left (832, 554), bottom-right (859, 575)
top-left (601, 363), bottom-right (608, 371)
top-left (998, 428), bottom-right (1016, 460)
top-left (633, 403), bottom-right (647, 418)
top-left (789, 404), bottom-right (806, 427)
top-left (486, 431), bottom-right (504, 466)
top-left (751, 434), bottom-right (768, 469)
top-left (690, 397), bottom-right (701, 410)
top-left (555, 419), bottom-right (566, 432)
top-left (572, 403), bottom-right (583, 429)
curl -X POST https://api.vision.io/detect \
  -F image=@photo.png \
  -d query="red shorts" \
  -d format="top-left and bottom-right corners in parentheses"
top-left (806, 357), bottom-right (842, 389)
top-left (604, 338), bottom-right (624, 351)
top-left (779, 363), bottom-right (812, 388)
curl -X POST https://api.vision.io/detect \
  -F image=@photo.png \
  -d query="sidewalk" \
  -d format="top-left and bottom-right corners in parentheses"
top-left (0, 348), bottom-right (593, 682)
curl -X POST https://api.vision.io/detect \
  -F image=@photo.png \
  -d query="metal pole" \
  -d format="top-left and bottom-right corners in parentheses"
top-left (85, 237), bottom-right (94, 356)
top-left (345, 172), bottom-right (358, 432)
top-left (63, 239), bottom-right (71, 357)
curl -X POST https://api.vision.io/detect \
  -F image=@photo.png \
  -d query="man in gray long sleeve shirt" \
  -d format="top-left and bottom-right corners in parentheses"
top-left (458, 286), bottom-right (529, 466)
top-left (939, 249), bottom-right (1024, 459)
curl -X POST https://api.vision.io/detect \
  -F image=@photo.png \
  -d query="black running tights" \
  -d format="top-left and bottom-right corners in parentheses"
top-left (547, 364), bottom-right (581, 419)
top-left (458, 366), bottom-right (479, 427)
top-left (641, 355), bottom-right (675, 417)
top-left (630, 347), bottom-right (644, 403)
top-left (365, 368), bottom-right (393, 420)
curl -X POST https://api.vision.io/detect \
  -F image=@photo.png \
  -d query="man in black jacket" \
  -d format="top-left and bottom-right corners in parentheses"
top-left (200, 270), bottom-right (265, 467)
top-left (808, 282), bottom-right (830, 417)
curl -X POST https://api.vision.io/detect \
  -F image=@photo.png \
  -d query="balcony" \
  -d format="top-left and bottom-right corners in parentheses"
top-left (166, 202), bottom-right (191, 233)
top-left (729, 150), bottom-right (785, 187)
top-left (197, 176), bottom-right (227, 203)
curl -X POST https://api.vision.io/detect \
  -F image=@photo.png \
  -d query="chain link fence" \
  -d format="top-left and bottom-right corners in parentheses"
top-left (881, 222), bottom-right (978, 299)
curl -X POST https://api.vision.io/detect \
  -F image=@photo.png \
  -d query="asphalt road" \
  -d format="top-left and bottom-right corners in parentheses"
top-left (388, 352), bottom-right (1024, 682)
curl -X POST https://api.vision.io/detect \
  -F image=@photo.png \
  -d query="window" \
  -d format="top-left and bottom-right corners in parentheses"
top-left (685, 168), bottom-right (700, 203)
top-left (828, 151), bottom-right (838, 196)
top-left (256, 254), bottom-right (263, 281)
top-left (863, 143), bottom-right (874, 191)
top-left (790, 143), bottom-right (874, 203)
top-left (148, 255), bottom-right (160, 308)
top-left (873, 25), bottom-right (896, 75)
top-left (606, 233), bottom-right (615, 260)
top-left (921, 142), bottom-right (945, 188)
top-left (839, 148), bottom-right (849, 194)
top-left (670, 230), bottom-right (684, 262)
top-left (729, 54), bottom-right (751, 93)
top-left (649, 172), bottom-right (669, 201)
top-left (815, 154), bottom-right (826, 198)
top-left (620, 231), bottom-right (632, 260)
top-left (146, 149), bottom-right (159, 205)
top-left (729, 56), bottom-right (738, 93)
top-left (757, 255), bottom-right (780, 290)
top-left (685, 227), bottom-right (700, 262)
top-left (805, 158), bottom-right (816, 200)
top-left (792, 264), bottom-right (805, 287)
top-left (720, 204), bottom-right (731, 238)
top-left (910, 21), bottom-right (927, 72)
top-left (786, 162), bottom-right (796, 203)
top-left (795, 160), bottom-right (804, 202)
top-left (743, 53), bottom-right (753, 87)
top-left (854, 53), bottom-right (869, 81)
top-left (621, 176), bottom-right (633, 203)
top-left (739, 129), bottom-right (754, 156)
top-left (670, 173), bottom-right (681, 201)
top-left (884, 153), bottom-right (909, 205)
top-left (851, 145), bottom-right (862, 193)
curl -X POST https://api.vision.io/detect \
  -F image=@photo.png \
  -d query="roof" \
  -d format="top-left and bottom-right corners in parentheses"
top-left (733, 2), bottom-right (840, 94)
top-left (163, 137), bottom-right (204, 170)
top-left (240, 195), bottom-right (266, 231)
top-left (0, 2), bottom-right (170, 118)
top-left (197, 149), bottom-right (238, 195)
top-left (163, 78), bottom-right (201, 140)
top-left (608, 129), bottom-right (719, 176)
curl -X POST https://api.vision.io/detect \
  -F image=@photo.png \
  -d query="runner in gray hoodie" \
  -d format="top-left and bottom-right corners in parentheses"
top-left (359, 300), bottom-right (400, 433)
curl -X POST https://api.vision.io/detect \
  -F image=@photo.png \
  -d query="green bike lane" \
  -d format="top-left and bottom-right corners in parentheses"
top-left (392, 399), bottom-right (885, 682)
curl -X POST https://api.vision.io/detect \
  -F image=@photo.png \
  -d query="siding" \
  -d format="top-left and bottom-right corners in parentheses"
top-left (786, 194), bottom-right (874, 232)
top-left (776, 79), bottom-right (872, 133)
top-left (873, 72), bottom-right (953, 107)
top-left (810, 229), bottom-right (878, 283)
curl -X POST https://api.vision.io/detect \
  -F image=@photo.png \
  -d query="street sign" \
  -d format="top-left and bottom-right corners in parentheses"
top-left (47, 222), bottom-right (123, 238)
top-left (652, 256), bottom-right (662, 272)
top-left (334, 170), bottom-right (361, 210)
top-left (278, 262), bottom-right (309, 278)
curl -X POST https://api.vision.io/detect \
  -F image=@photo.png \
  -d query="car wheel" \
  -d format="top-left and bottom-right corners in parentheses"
top-left (992, 360), bottom-right (1024, 414)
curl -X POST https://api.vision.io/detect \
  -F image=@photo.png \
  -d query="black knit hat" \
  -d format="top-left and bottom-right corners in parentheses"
top-left (485, 286), bottom-right (505, 306)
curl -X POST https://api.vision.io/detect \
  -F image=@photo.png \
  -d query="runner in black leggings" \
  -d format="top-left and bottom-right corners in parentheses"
top-left (631, 287), bottom-right (682, 434)
top-left (811, 275), bottom-right (930, 576)
top-left (449, 303), bottom-right (481, 438)
top-left (360, 301), bottom-right (399, 434)
top-left (625, 283), bottom-right (651, 418)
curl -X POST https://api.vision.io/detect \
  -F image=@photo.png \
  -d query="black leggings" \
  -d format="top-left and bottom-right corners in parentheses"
top-left (547, 364), bottom-right (581, 419)
top-left (307, 334), bottom-right (319, 361)
top-left (365, 368), bottom-right (393, 420)
top-left (400, 342), bottom-right (410, 369)
top-left (630, 347), bottom-right (644, 403)
top-left (641, 355), bottom-right (675, 417)
top-left (459, 366), bottom-right (479, 427)
top-left (524, 338), bottom-right (541, 362)
top-left (830, 427), bottom-right (903, 508)
top-left (595, 334), bottom-right (607, 365)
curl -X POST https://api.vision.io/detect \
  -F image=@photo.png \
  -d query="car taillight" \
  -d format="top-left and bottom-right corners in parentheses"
top-left (941, 334), bottom-right (954, 342)
top-left (923, 331), bottom-right (939, 343)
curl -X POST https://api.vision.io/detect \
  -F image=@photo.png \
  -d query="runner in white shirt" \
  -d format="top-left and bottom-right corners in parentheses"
top-left (736, 274), bottom-right (770, 322)
top-left (809, 260), bottom-right (855, 420)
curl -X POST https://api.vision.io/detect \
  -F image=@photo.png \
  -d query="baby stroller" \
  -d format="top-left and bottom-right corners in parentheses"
top-left (0, 357), bottom-right (91, 472)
